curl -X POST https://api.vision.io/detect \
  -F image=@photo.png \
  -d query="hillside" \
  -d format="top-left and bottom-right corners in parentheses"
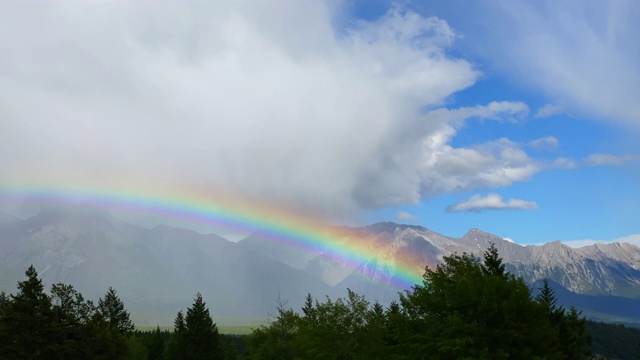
top-left (2, 211), bottom-right (640, 325)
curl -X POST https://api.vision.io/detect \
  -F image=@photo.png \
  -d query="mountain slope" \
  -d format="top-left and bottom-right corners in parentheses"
top-left (243, 223), bottom-right (640, 299)
top-left (2, 213), bottom-right (640, 325)
top-left (0, 209), bottom-right (337, 325)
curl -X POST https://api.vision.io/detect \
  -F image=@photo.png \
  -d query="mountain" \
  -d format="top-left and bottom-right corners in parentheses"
top-left (0, 208), bottom-right (338, 325)
top-left (2, 212), bottom-right (640, 325)
top-left (241, 222), bottom-right (640, 324)
top-left (242, 223), bottom-right (640, 298)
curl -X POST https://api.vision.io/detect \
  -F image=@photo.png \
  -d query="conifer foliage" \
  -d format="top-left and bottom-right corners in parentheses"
top-left (0, 265), bottom-right (132, 359)
top-left (0, 265), bottom-right (55, 358)
top-left (245, 246), bottom-right (593, 360)
top-left (164, 292), bottom-right (222, 360)
top-left (0, 247), bottom-right (597, 359)
top-left (98, 286), bottom-right (135, 336)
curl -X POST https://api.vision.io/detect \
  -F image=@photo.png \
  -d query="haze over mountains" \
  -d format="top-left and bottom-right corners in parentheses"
top-left (1, 208), bottom-right (639, 326)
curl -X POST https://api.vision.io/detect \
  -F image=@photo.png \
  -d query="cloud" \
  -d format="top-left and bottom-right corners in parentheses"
top-left (0, 2), bottom-right (576, 222)
top-left (467, 0), bottom-right (640, 128)
top-left (552, 153), bottom-right (638, 169)
top-left (446, 193), bottom-right (538, 213)
top-left (582, 154), bottom-right (638, 166)
top-left (419, 136), bottom-right (542, 199)
top-left (397, 211), bottom-right (420, 222)
top-left (562, 234), bottom-right (640, 249)
top-left (528, 136), bottom-right (559, 151)
top-left (534, 104), bottom-right (565, 118)
top-left (0, 2), bottom-right (483, 218)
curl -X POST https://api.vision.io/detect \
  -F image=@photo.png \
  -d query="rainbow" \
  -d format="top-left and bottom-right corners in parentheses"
top-left (0, 180), bottom-right (424, 289)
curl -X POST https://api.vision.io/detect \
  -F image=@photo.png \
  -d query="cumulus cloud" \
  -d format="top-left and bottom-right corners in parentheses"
top-left (419, 136), bottom-right (542, 198)
top-left (446, 193), bottom-right (538, 213)
top-left (0, 2), bottom-right (484, 218)
top-left (0, 1), bottom-right (564, 221)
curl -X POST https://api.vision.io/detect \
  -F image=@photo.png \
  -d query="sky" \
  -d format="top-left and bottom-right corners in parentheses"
top-left (0, 0), bottom-right (638, 246)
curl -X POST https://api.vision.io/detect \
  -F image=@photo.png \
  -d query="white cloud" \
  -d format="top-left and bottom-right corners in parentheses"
top-left (528, 136), bottom-right (559, 151)
top-left (446, 193), bottom-right (538, 213)
top-left (0, 1), bottom-right (580, 221)
top-left (552, 154), bottom-right (638, 169)
top-left (419, 136), bottom-right (542, 198)
top-left (0, 2), bottom-right (483, 218)
top-left (583, 154), bottom-right (637, 167)
top-left (535, 104), bottom-right (564, 118)
top-left (470, 1), bottom-right (640, 128)
top-left (562, 234), bottom-right (640, 248)
top-left (551, 158), bottom-right (578, 170)
top-left (397, 211), bottom-right (420, 222)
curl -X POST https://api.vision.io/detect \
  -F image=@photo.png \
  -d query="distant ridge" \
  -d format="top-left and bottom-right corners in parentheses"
top-left (1, 212), bottom-right (640, 325)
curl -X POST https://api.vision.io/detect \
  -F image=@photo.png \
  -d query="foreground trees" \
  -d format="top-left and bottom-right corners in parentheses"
top-left (0, 266), bottom-right (133, 359)
top-left (164, 293), bottom-right (223, 360)
top-left (396, 245), bottom-right (562, 359)
top-left (245, 244), bottom-right (592, 359)
top-left (99, 286), bottom-right (135, 336)
top-left (0, 245), bottom-right (593, 359)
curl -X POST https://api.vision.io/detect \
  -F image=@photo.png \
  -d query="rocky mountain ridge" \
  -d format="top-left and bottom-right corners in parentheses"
top-left (242, 222), bottom-right (640, 299)
top-left (1, 210), bottom-right (639, 325)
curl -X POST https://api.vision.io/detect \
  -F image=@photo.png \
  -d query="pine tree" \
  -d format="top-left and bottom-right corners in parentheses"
top-left (164, 311), bottom-right (186, 360)
top-left (0, 290), bottom-right (9, 316)
top-left (166, 294), bottom-right (221, 360)
top-left (398, 249), bottom-right (559, 359)
top-left (535, 279), bottom-right (565, 321)
top-left (301, 293), bottom-right (316, 322)
top-left (0, 265), bottom-right (56, 359)
top-left (98, 286), bottom-right (134, 335)
top-left (184, 293), bottom-right (220, 360)
top-left (559, 307), bottom-right (591, 360)
top-left (481, 242), bottom-right (507, 277)
top-left (146, 326), bottom-right (166, 360)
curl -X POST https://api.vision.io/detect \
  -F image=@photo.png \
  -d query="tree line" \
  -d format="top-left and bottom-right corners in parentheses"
top-left (2, 244), bottom-right (632, 359)
top-left (243, 244), bottom-right (592, 359)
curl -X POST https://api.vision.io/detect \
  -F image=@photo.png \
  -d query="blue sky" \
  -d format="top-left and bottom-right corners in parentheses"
top-left (352, 1), bottom-right (640, 244)
top-left (0, 1), bottom-right (638, 246)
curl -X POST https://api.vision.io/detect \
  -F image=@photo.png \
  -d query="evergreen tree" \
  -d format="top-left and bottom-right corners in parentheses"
top-left (536, 279), bottom-right (559, 312)
top-left (535, 279), bottom-right (565, 324)
top-left (50, 283), bottom-right (98, 358)
top-left (184, 293), bottom-right (221, 360)
top-left (0, 265), bottom-right (56, 359)
top-left (165, 293), bottom-right (221, 360)
top-left (558, 307), bottom-right (591, 360)
top-left (146, 326), bottom-right (166, 360)
top-left (481, 241), bottom-right (507, 277)
top-left (301, 293), bottom-right (316, 322)
top-left (98, 286), bottom-right (135, 336)
top-left (398, 251), bottom-right (559, 359)
top-left (244, 299), bottom-right (300, 360)
top-left (534, 279), bottom-right (591, 359)
top-left (0, 290), bottom-right (9, 315)
top-left (164, 311), bottom-right (186, 360)
top-left (246, 246), bottom-right (593, 359)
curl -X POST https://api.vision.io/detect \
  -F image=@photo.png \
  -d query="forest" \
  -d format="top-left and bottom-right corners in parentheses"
top-left (0, 244), bottom-right (637, 359)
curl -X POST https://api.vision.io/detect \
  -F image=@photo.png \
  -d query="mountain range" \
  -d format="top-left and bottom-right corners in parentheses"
top-left (0, 208), bottom-right (639, 326)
